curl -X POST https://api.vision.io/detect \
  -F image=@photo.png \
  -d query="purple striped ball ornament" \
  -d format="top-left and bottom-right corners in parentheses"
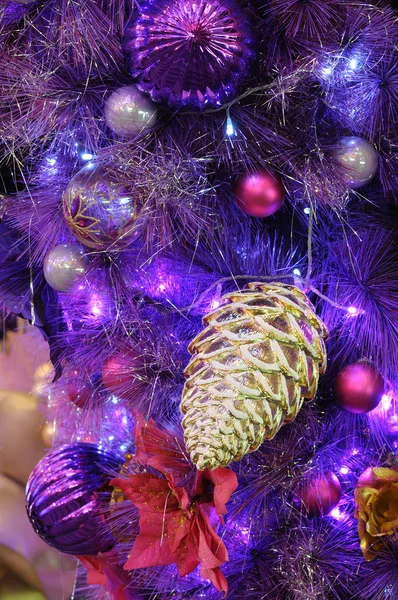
top-left (124, 0), bottom-right (254, 109)
top-left (26, 443), bottom-right (120, 555)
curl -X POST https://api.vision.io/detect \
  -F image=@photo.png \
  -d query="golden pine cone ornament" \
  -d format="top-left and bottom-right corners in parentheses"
top-left (181, 283), bottom-right (328, 470)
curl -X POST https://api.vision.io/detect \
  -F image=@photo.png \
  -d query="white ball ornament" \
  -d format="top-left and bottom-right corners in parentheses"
top-left (333, 136), bottom-right (378, 189)
top-left (43, 244), bottom-right (88, 292)
top-left (104, 85), bottom-right (157, 137)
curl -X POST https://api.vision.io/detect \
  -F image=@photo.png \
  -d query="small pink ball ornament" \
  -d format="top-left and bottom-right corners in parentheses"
top-left (234, 171), bottom-right (285, 217)
top-left (297, 471), bottom-right (342, 517)
top-left (335, 362), bottom-right (384, 414)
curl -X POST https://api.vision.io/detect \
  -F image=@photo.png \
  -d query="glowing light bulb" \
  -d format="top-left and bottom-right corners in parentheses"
top-left (381, 393), bottom-right (393, 410)
top-left (349, 58), bottom-right (358, 70)
top-left (225, 115), bottom-right (236, 136)
top-left (81, 152), bottom-right (94, 161)
top-left (304, 207), bottom-right (311, 215)
top-left (90, 294), bottom-right (103, 317)
top-left (293, 268), bottom-right (301, 277)
top-left (330, 507), bottom-right (346, 521)
top-left (340, 466), bottom-right (349, 475)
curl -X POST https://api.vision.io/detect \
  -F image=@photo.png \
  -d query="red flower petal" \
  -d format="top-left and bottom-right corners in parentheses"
top-left (134, 419), bottom-right (191, 485)
top-left (188, 507), bottom-right (229, 596)
top-left (111, 473), bottom-right (180, 514)
top-left (78, 550), bottom-right (140, 600)
top-left (195, 467), bottom-right (238, 524)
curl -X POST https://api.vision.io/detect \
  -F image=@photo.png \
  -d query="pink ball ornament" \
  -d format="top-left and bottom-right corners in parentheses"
top-left (234, 171), bottom-right (285, 217)
top-left (102, 349), bottom-right (143, 396)
top-left (65, 369), bottom-right (96, 409)
top-left (335, 362), bottom-right (384, 414)
top-left (298, 471), bottom-right (342, 517)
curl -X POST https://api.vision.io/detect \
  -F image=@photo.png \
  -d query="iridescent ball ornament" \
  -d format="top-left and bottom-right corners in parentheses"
top-left (124, 0), bottom-right (253, 109)
top-left (234, 170), bottom-right (285, 217)
top-left (43, 244), bottom-right (88, 292)
top-left (63, 163), bottom-right (143, 250)
top-left (335, 362), bottom-right (384, 414)
top-left (104, 85), bottom-right (157, 137)
top-left (26, 443), bottom-right (120, 555)
top-left (297, 471), bottom-right (342, 517)
top-left (333, 136), bottom-right (379, 189)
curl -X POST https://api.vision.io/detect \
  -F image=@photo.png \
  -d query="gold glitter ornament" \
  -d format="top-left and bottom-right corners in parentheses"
top-left (181, 282), bottom-right (328, 470)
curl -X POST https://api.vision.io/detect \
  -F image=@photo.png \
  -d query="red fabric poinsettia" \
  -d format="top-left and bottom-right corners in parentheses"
top-left (111, 420), bottom-right (238, 597)
top-left (77, 549), bottom-right (140, 600)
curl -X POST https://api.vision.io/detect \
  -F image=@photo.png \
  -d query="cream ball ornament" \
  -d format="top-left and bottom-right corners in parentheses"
top-left (43, 243), bottom-right (88, 292)
top-left (333, 136), bottom-right (378, 189)
top-left (104, 85), bottom-right (157, 137)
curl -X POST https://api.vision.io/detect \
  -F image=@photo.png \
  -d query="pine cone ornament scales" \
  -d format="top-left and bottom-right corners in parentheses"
top-left (181, 283), bottom-right (328, 470)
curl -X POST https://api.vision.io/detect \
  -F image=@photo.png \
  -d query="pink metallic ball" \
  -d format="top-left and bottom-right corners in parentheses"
top-left (102, 350), bottom-right (143, 397)
top-left (234, 171), bottom-right (285, 218)
top-left (66, 370), bottom-right (95, 409)
top-left (298, 471), bottom-right (342, 517)
top-left (335, 362), bottom-right (384, 414)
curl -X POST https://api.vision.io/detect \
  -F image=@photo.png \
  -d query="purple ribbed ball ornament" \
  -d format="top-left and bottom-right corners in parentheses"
top-left (124, 0), bottom-right (253, 109)
top-left (26, 443), bottom-right (120, 555)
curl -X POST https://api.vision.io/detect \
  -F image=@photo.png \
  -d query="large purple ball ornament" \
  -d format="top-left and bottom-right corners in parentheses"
top-left (26, 443), bottom-right (121, 555)
top-left (124, 0), bottom-right (254, 109)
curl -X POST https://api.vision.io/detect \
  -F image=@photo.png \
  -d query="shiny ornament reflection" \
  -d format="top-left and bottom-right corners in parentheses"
top-left (43, 244), bottom-right (88, 292)
top-left (234, 171), bottom-right (285, 217)
top-left (63, 163), bottom-right (142, 250)
top-left (124, 0), bottom-right (253, 108)
top-left (333, 136), bottom-right (378, 189)
top-left (104, 85), bottom-right (157, 137)
top-left (335, 362), bottom-right (384, 414)
top-left (26, 443), bottom-right (120, 555)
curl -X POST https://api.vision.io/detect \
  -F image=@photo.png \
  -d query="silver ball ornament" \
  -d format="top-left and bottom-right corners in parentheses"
top-left (333, 136), bottom-right (378, 189)
top-left (104, 85), bottom-right (157, 137)
top-left (43, 244), bottom-right (88, 292)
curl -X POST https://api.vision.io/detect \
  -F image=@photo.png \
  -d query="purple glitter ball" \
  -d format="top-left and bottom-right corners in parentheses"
top-left (26, 443), bottom-right (120, 555)
top-left (124, 0), bottom-right (254, 109)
